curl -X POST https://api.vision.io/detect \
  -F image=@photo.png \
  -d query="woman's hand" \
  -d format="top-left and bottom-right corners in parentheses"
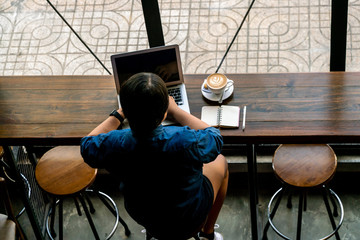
top-left (166, 96), bottom-right (179, 121)
top-left (167, 96), bottom-right (178, 114)
top-left (117, 108), bottom-right (125, 119)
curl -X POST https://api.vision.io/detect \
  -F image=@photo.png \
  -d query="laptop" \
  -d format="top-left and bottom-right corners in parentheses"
top-left (110, 44), bottom-right (190, 125)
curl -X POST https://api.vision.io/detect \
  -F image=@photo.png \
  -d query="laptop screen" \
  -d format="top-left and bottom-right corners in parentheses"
top-left (111, 45), bottom-right (184, 94)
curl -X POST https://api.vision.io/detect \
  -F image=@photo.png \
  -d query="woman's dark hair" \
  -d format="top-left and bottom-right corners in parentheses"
top-left (120, 72), bottom-right (169, 137)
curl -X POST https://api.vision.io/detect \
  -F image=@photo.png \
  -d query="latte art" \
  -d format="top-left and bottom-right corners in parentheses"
top-left (207, 73), bottom-right (227, 89)
top-left (203, 73), bottom-right (234, 96)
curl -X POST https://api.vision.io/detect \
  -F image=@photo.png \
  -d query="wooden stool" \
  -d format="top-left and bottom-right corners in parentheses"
top-left (263, 144), bottom-right (344, 240)
top-left (35, 146), bottom-right (130, 240)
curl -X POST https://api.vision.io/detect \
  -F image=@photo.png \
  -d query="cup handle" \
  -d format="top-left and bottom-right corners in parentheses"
top-left (225, 79), bottom-right (234, 90)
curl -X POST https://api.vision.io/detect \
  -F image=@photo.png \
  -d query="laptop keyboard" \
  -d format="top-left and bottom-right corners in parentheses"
top-left (168, 87), bottom-right (183, 105)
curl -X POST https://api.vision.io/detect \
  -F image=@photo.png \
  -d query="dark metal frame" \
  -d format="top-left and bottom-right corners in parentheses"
top-left (140, 0), bottom-right (165, 48)
top-left (330, 0), bottom-right (349, 71)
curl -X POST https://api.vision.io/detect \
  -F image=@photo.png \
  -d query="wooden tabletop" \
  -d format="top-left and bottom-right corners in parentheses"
top-left (1, 72), bottom-right (360, 145)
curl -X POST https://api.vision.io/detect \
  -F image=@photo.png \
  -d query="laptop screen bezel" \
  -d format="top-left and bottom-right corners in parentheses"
top-left (110, 44), bottom-right (184, 95)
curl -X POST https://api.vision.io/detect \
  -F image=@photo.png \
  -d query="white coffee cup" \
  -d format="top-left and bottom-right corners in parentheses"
top-left (205, 73), bottom-right (233, 94)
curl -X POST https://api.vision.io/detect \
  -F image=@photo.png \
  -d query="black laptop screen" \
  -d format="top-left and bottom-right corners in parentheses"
top-left (111, 46), bottom-right (182, 89)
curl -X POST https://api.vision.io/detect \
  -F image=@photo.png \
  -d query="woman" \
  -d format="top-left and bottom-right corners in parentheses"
top-left (81, 72), bottom-right (228, 240)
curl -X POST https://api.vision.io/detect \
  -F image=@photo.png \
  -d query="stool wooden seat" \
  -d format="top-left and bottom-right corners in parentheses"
top-left (273, 144), bottom-right (337, 188)
top-left (263, 144), bottom-right (344, 240)
top-left (35, 146), bottom-right (97, 195)
top-left (35, 146), bottom-right (130, 240)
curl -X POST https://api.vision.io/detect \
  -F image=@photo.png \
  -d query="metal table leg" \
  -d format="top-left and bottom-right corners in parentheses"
top-left (247, 144), bottom-right (259, 239)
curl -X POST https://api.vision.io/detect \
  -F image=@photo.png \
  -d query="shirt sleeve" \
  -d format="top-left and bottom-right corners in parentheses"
top-left (185, 127), bottom-right (223, 163)
top-left (80, 131), bottom-right (124, 168)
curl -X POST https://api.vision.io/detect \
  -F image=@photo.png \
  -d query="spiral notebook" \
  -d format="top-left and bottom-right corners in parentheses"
top-left (201, 105), bottom-right (240, 128)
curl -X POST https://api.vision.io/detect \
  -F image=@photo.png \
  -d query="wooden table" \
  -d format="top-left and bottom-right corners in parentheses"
top-left (1, 73), bottom-right (360, 239)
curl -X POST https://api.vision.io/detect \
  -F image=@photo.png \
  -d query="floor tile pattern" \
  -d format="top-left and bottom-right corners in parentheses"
top-left (1, 0), bottom-right (359, 76)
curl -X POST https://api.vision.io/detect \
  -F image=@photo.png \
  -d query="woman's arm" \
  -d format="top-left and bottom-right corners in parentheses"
top-left (87, 109), bottom-right (125, 136)
top-left (166, 97), bottom-right (210, 130)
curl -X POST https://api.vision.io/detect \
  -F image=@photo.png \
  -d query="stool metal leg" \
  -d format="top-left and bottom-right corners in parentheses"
top-left (325, 186), bottom-right (339, 217)
top-left (50, 198), bottom-right (57, 238)
top-left (329, 193), bottom-right (339, 217)
top-left (296, 192), bottom-right (304, 240)
top-left (287, 190), bottom-right (292, 209)
top-left (84, 192), bottom-right (96, 214)
top-left (321, 187), bottom-right (341, 240)
top-left (263, 187), bottom-right (288, 240)
top-left (79, 193), bottom-right (100, 240)
top-left (96, 191), bottom-right (116, 215)
top-left (87, 189), bottom-right (130, 239)
top-left (91, 189), bottom-right (131, 237)
top-left (59, 199), bottom-right (63, 240)
top-left (73, 197), bottom-right (82, 216)
top-left (303, 190), bottom-right (307, 212)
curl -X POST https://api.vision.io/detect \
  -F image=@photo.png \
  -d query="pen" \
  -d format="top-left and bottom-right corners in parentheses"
top-left (242, 106), bottom-right (246, 131)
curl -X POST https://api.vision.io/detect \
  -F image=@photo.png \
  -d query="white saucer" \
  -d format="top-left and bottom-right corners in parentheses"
top-left (201, 80), bottom-right (234, 102)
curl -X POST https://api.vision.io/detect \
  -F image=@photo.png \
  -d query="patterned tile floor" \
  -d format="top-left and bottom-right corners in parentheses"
top-left (1, 0), bottom-right (360, 76)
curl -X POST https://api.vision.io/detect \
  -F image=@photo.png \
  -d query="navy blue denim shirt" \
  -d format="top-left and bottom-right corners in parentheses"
top-left (81, 125), bottom-right (222, 168)
top-left (80, 125), bottom-right (223, 234)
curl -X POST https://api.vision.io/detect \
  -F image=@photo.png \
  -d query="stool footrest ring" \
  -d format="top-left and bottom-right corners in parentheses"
top-left (265, 186), bottom-right (344, 240)
top-left (45, 189), bottom-right (123, 240)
